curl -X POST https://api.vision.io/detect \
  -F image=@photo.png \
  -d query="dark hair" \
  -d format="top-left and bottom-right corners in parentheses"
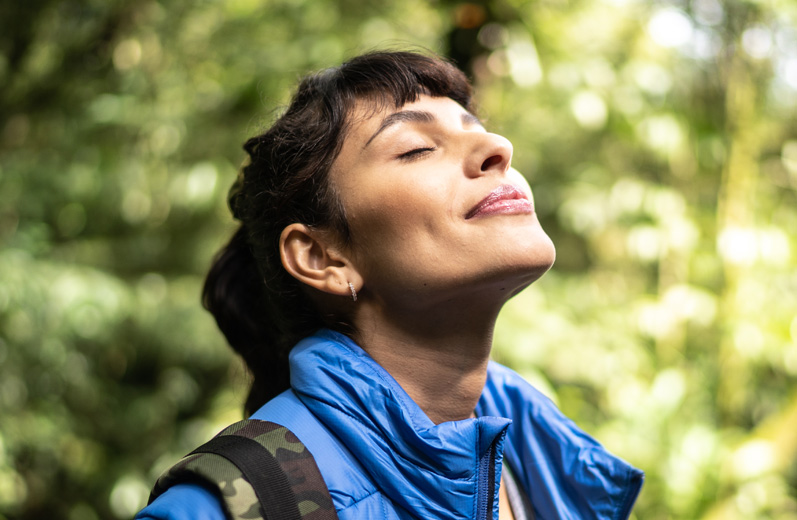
top-left (202, 50), bottom-right (475, 416)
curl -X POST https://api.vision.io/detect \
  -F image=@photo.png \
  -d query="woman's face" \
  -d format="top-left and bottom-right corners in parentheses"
top-left (331, 94), bottom-right (555, 309)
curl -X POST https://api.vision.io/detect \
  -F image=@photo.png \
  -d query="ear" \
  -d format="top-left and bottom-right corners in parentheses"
top-left (279, 223), bottom-right (360, 298)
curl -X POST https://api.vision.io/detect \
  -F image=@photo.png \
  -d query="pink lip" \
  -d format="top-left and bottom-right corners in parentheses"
top-left (465, 184), bottom-right (533, 220)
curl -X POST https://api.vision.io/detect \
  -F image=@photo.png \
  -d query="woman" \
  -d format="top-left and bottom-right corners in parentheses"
top-left (137, 50), bottom-right (643, 520)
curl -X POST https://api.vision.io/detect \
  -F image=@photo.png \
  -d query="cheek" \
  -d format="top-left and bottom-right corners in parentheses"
top-left (347, 180), bottom-right (444, 238)
top-left (349, 199), bottom-right (425, 250)
top-left (345, 187), bottom-right (448, 273)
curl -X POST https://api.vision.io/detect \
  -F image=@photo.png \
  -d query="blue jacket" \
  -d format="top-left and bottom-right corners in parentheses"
top-left (138, 329), bottom-right (643, 520)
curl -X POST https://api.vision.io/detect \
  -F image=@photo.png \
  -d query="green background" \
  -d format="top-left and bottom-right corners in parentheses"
top-left (1, 0), bottom-right (796, 518)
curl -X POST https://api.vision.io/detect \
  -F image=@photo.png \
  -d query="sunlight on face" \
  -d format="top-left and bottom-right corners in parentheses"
top-left (331, 95), bottom-right (555, 309)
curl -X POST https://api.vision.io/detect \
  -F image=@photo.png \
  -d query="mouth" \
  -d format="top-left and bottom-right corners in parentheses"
top-left (465, 184), bottom-right (533, 220)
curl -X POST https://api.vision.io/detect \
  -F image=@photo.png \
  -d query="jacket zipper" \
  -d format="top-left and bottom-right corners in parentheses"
top-left (477, 443), bottom-right (497, 520)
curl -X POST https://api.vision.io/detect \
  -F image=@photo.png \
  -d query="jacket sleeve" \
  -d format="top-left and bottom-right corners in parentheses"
top-left (135, 483), bottom-right (227, 520)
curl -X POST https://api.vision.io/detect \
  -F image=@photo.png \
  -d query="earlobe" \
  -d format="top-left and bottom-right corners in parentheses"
top-left (279, 224), bottom-right (359, 298)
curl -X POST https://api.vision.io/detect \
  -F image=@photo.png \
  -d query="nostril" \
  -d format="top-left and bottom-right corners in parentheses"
top-left (481, 154), bottom-right (504, 171)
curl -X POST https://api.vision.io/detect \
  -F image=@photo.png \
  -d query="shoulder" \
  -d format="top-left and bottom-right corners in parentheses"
top-left (140, 389), bottom-right (386, 519)
top-left (135, 483), bottom-right (225, 520)
top-left (139, 391), bottom-right (319, 520)
top-left (254, 389), bottom-right (379, 512)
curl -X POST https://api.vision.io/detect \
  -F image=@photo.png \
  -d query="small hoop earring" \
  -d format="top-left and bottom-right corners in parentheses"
top-left (348, 282), bottom-right (358, 302)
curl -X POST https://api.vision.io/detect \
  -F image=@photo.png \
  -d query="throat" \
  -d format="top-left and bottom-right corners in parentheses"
top-left (353, 321), bottom-right (494, 424)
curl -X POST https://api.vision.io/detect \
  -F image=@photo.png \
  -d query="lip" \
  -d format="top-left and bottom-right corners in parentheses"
top-left (465, 184), bottom-right (533, 220)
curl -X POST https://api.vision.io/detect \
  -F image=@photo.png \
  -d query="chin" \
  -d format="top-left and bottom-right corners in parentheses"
top-left (477, 237), bottom-right (555, 299)
top-left (519, 228), bottom-right (556, 268)
top-left (535, 236), bottom-right (557, 273)
top-left (511, 234), bottom-right (556, 286)
top-left (500, 215), bottom-right (556, 271)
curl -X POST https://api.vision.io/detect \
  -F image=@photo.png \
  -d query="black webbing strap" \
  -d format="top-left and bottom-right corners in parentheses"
top-left (191, 434), bottom-right (302, 520)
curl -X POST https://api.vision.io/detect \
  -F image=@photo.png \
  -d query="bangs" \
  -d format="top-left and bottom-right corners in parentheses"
top-left (334, 50), bottom-right (474, 113)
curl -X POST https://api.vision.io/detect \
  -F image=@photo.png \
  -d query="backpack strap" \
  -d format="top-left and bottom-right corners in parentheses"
top-left (149, 419), bottom-right (339, 520)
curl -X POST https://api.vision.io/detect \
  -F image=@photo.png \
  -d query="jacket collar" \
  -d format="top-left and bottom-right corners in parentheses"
top-left (289, 329), bottom-right (510, 518)
top-left (289, 329), bottom-right (643, 519)
top-left (476, 362), bottom-right (644, 519)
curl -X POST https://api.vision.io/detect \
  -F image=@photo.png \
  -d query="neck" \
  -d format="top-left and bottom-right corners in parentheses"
top-left (352, 300), bottom-right (502, 425)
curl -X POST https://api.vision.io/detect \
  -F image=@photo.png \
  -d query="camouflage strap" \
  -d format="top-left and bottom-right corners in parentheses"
top-left (149, 420), bottom-right (339, 520)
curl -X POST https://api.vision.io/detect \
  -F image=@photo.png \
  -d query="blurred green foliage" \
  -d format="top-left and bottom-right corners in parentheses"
top-left (1, 0), bottom-right (796, 518)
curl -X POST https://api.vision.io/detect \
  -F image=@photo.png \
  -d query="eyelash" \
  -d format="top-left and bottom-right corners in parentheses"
top-left (398, 147), bottom-right (437, 161)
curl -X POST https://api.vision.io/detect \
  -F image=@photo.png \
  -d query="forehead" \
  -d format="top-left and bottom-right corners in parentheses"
top-left (342, 95), bottom-right (474, 145)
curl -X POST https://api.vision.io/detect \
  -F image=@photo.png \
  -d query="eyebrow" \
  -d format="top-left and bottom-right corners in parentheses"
top-left (363, 110), bottom-right (483, 148)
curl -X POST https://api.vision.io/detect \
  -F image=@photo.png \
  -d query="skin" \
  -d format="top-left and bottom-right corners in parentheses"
top-left (280, 94), bottom-right (556, 518)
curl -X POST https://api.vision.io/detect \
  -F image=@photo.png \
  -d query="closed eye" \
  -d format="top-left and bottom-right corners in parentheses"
top-left (398, 147), bottom-right (437, 161)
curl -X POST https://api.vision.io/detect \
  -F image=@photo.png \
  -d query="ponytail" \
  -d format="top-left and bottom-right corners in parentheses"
top-left (202, 226), bottom-right (290, 416)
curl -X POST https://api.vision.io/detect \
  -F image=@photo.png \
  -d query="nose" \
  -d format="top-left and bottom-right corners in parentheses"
top-left (465, 132), bottom-right (513, 178)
